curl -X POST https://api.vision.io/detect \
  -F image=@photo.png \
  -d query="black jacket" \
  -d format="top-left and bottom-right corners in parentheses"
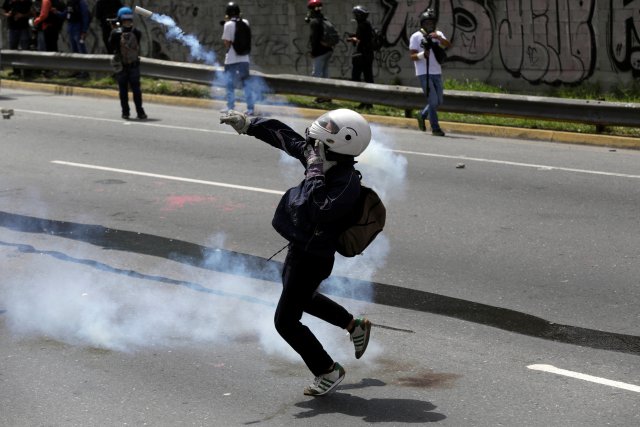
top-left (247, 118), bottom-right (361, 256)
top-left (309, 13), bottom-right (333, 58)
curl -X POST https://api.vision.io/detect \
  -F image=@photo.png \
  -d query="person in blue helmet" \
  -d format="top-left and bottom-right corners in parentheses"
top-left (109, 6), bottom-right (147, 120)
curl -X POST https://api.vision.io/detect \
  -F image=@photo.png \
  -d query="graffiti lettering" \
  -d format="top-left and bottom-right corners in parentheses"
top-left (498, 0), bottom-right (595, 84)
top-left (610, 0), bottom-right (640, 74)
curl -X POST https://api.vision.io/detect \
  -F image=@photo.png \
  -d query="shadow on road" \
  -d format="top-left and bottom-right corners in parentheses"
top-left (294, 392), bottom-right (446, 423)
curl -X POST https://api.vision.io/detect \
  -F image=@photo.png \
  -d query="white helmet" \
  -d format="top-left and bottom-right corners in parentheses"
top-left (307, 109), bottom-right (371, 156)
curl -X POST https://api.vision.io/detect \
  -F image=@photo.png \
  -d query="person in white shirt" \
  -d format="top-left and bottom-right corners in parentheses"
top-left (409, 9), bottom-right (450, 136)
top-left (221, 2), bottom-right (255, 115)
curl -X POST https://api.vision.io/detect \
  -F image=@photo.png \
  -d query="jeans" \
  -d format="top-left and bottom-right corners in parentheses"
top-left (116, 65), bottom-right (143, 115)
top-left (224, 61), bottom-right (254, 111)
top-left (418, 73), bottom-right (444, 131)
top-left (274, 248), bottom-right (352, 377)
top-left (9, 28), bottom-right (31, 50)
top-left (312, 51), bottom-right (332, 78)
top-left (67, 24), bottom-right (87, 54)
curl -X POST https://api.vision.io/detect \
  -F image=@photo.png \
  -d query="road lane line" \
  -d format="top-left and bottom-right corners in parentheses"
top-left (52, 161), bottom-right (285, 196)
top-left (21, 108), bottom-right (639, 179)
top-left (527, 364), bottom-right (640, 393)
top-left (391, 149), bottom-right (640, 179)
top-left (15, 109), bottom-right (236, 135)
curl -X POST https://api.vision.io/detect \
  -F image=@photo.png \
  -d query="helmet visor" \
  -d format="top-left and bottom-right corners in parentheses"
top-left (316, 114), bottom-right (340, 134)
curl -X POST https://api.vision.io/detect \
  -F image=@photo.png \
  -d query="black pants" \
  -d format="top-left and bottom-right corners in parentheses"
top-left (116, 65), bottom-right (143, 116)
top-left (274, 248), bottom-right (352, 377)
top-left (351, 53), bottom-right (374, 83)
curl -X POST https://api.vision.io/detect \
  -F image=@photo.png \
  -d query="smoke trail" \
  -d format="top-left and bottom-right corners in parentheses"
top-left (151, 14), bottom-right (218, 66)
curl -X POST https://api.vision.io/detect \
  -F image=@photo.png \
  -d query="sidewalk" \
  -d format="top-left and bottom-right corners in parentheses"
top-left (3, 79), bottom-right (639, 150)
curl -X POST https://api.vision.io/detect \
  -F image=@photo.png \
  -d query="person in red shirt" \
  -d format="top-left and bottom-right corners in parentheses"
top-left (33, 0), bottom-right (64, 52)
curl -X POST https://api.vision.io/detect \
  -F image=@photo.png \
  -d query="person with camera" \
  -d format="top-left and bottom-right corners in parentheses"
top-left (109, 6), bottom-right (147, 120)
top-left (221, 2), bottom-right (255, 115)
top-left (95, 0), bottom-right (122, 54)
top-left (306, 0), bottom-right (333, 103)
top-left (346, 5), bottom-right (374, 109)
top-left (409, 8), bottom-right (450, 137)
top-left (219, 108), bottom-right (373, 396)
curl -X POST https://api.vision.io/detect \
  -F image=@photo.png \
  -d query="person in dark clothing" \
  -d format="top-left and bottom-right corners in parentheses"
top-left (109, 6), bottom-right (146, 120)
top-left (347, 5), bottom-right (374, 109)
top-left (220, 108), bottom-right (374, 397)
top-left (2, 0), bottom-right (33, 50)
top-left (306, 0), bottom-right (332, 103)
top-left (95, 0), bottom-right (122, 54)
top-left (65, 0), bottom-right (90, 55)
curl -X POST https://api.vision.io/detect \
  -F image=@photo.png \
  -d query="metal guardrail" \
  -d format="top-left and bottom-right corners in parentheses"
top-left (2, 50), bottom-right (640, 128)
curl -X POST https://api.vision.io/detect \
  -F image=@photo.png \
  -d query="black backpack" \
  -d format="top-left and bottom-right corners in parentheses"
top-left (371, 27), bottom-right (384, 51)
top-left (232, 19), bottom-right (251, 55)
top-left (321, 18), bottom-right (340, 47)
top-left (336, 181), bottom-right (386, 257)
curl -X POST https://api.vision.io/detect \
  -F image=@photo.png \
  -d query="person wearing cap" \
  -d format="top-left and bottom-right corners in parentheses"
top-left (306, 0), bottom-right (333, 103)
top-left (347, 5), bottom-right (374, 109)
top-left (409, 8), bottom-right (450, 136)
top-left (221, 2), bottom-right (255, 115)
top-left (220, 108), bottom-right (374, 397)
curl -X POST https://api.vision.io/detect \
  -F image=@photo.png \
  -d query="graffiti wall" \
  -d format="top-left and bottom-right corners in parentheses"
top-left (9, 1), bottom-right (639, 91)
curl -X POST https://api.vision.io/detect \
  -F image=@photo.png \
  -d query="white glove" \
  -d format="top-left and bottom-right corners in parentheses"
top-left (220, 110), bottom-right (250, 134)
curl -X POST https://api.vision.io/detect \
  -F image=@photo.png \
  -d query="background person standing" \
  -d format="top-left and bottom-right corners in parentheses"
top-left (409, 8), bottom-right (450, 137)
top-left (2, 0), bottom-right (33, 51)
top-left (347, 5), bottom-right (374, 109)
top-left (109, 6), bottom-right (146, 120)
top-left (33, 0), bottom-right (64, 53)
top-left (65, 0), bottom-right (90, 78)
top-left (306, 0), bottom-right (333, 103)
top-left (221, 2), bottom-right (254, 115)
top-left (95, 0), bottom-right (122, 54)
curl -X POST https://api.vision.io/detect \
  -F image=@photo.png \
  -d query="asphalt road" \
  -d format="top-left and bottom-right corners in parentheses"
top-left (0, 88), bottom-right (639, 426)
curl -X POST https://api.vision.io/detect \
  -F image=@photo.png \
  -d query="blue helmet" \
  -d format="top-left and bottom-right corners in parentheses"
top-left (117, 7), bottom-right (134, 20)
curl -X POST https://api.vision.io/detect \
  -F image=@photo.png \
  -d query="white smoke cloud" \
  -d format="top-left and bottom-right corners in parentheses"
top-left (0, 233), bottom-right (290, 356)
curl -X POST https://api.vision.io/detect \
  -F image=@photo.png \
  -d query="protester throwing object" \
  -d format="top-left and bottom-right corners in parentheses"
top-left (220, 108), bottom-right (382, 396)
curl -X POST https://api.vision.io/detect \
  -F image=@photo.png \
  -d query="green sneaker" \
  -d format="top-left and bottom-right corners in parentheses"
top-left (350, 317), bottom-right (372, 359)
top-left (416, 114), bottom-right (426, 132)
top-left (303, 362), bottom-right (346, 396)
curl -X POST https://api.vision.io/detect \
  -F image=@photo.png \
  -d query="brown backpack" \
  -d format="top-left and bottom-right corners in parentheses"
top-left (336, 183), bottom-right (386, 257)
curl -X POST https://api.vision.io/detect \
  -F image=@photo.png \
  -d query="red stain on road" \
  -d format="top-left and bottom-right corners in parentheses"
top-left (161, 195), bottom-right (218, 212)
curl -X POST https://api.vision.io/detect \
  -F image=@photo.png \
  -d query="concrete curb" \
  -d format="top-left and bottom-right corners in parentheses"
top-left (2, 79), bottom-right (639, 150)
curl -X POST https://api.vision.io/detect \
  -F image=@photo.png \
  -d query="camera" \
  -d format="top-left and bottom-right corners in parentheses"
top-left (421, 35), bottom-right (435, 50)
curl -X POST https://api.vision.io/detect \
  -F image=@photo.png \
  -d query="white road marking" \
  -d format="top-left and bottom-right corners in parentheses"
top-left (52, 161), bottom-right (285, 196)
top-left (527, 364), bottom-right (640, 393)
top-left (19, 108), bottom-right (638, 180)
top-left (391, 149), bottom-right (640, 179)
top-left (14, 109), bottom-right (236, 135)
